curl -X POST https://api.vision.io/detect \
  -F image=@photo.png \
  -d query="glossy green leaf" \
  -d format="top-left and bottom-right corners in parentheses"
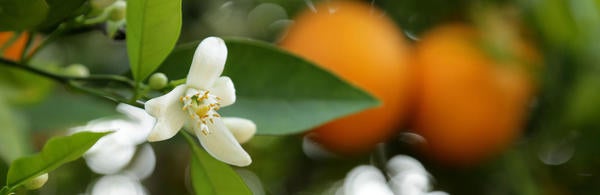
top-left (126, 0), bottom-right (182, 82)
top-left (5, 131), bottom-right (109, 189)
top-left (0, 0), bottom-right (49, 31)
top-left (182, 132), bottom-right (252, 195)
top-left (0, 100), bottom-right (31, 164)
top-left (158, 38), bottom-right (380, 135)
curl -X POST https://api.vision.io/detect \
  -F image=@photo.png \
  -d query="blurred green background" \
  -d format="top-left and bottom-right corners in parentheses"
top-left (2, 0), bottom-right (600, 194)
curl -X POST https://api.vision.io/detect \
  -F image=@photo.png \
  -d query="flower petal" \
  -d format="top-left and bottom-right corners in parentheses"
top-left (84, 141), bottom-right (136, 174)
top-left (388, 172), bottom-right (430, 195)
top-left (123, 144), bottom-right (156, 180)
top-left (211, 76), bottom-right (236, 107)
top-left (222, 117), bottom-right (256, 144)
top-left (386, 155), bottom-right (428, 177)
top-left (145, 85), bottom-right (188, 142)
top-left (343, 165), bottom-right (394, 195)
top-left (91, 175), bottom-right (147, 195)
top-left (194, 118), bottom-right (252, 166)
top-left (116, 103), bottom-right (156, 144)
top-left (187, 37), bottom-right (228, 90)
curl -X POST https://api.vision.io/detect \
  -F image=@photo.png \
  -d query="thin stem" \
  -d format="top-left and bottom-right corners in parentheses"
top-left (370, 143), bottom-right (388, 172)
top-left (168, 78), bottom-right (186, 87)
top-left (22, 24), bottom-right (68, 63)
top-left (0, 58), bottom-right (67, 83)
top-left (20, 32), bottom-right (34, 62)
top-left (73, 74), bottom-right (136, 87)
top-left (0, 58), bottom-right (134, 87)
top-left (0, 58), bottom-right (141, 107)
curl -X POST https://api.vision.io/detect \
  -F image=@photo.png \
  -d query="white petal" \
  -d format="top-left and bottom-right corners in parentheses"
top-left (116, 103), bottom-right (146, 127)
top-left (123, 144), bottom-right (156, 180)
top-left (145, 85), bottom-right (188, 142)
top-left (210, 76), bottom-right (236, 107)
top-left (187, 37), bottom-right (228, 89)
top-left (222, 117), bottom-right (256, 144)
top-left (389, 172), bottom-right (431, 195)
top-left (84, 140), bottom-right (136, 174)
top-left (195, 118), bottom-right (252, 166)
top-left (386, 155), bottom-right (428, 177)
top-left (343, 166), bottom-right (394, 195)
top-left (116, 103), bottom-right (156, 144)
top-left (91, 175), bottom-right (147, 195)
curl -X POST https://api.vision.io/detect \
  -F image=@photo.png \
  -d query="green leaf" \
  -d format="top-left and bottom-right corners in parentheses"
top-left (158, 38), bottom-right (380, 135)
top-left (0, 0), bottom-right (49, 31)
top-left (182, 132), bottom-right (252, 195)
top-left (0, 100), bottom-right (31, 164)
top-left (39, 0), bottom-right (87, 29)
top-left (5, 131), bottom-right (109, 189)
top-left (126, 0), bottom-right (182, 82)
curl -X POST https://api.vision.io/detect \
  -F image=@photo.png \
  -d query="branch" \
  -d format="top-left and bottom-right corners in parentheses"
top-left (0, 58), bottom-right (135, 87)
top-left (0, 58), bottom-right (142, 107)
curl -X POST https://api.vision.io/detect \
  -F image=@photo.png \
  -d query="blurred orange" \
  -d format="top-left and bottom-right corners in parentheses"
top-left (280, 1), bottom-right (412, 155)
top-left (412, 23), bottom-right (540, 166)
top-left (0, 32), bottom-right (29, 61)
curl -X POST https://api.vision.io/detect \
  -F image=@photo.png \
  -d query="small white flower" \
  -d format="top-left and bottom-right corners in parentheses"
top-left (144, 37), bottom-right (256, 167)
top-left (88, 144), bottom-right (155, 195)
top-left (72, 104), bottom-right (157, 195)
top-left (71, 103), bottom-right (156, 175)
top-left (339, 155), bottom-right (448, 195)
top-left (342, 166), bottom-right (395, 195)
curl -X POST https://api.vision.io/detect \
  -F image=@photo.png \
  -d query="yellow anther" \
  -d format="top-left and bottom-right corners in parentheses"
top-left (200, 126), bottom-right (210, 136)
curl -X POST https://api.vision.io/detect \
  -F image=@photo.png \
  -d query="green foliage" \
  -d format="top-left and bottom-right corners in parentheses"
top-left (126, 0), bottom-right (182, 82)
top-left (40, 0), bottom-right (88, 29)
top-left (182, 132), bottom-right (252, 195)
top-left (0, 0), bottom-right (48, 31)
top-left (4, 131), bottom-right (109, 191)
top-left (0, 101), bottom-right (31, 164)
top-left (0, 65), bottom-right (54, 106)
top-left (566, 75), bottom-right (600, 127)
top-left (22, 89), bottom-right (117, 130)
top-left (159, 38), bottom-right (380, 135)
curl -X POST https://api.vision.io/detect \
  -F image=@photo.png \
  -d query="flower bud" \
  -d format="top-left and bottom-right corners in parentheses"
top-left (222, 117), bottom-right (256, 144)
top-left (24, 173), bottom-right (48, 190)
top-left (91, 0), bottom-right (117, 11)
top-left (109, 1), bottom-right (127, 22)
top-left (148, 72), bottom-right (168, 90)
top-left (64, 64), bottom-right (90, 77)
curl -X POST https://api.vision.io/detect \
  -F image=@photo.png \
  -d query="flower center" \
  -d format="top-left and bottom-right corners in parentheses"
top-left (181, 88), bottom-right (221, 136)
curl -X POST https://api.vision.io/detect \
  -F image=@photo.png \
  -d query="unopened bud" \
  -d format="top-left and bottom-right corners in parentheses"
top-left (148, 72), bottom-right (168, 90)
top-left (222, 117), bottom-right (257, 144)
top-left (24, 173), bottom-right (48, 190)
top-left (91, 0), bottom-right (117, 10)
top-left (109, 1), bottom-right (127, 22)
top-left (64, 64), bottom-right (90, 77)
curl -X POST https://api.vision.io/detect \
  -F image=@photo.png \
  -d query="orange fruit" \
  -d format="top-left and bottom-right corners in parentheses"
top-left (280, 1), bottom-right (411, 155)
top-left (413, 23), bottom-right (540, 166)
top-left (0, 32), bottom-right (29, 61)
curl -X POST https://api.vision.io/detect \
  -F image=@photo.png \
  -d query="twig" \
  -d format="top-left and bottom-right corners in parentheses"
top-left (0, 58), bottom-right (141, 107)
